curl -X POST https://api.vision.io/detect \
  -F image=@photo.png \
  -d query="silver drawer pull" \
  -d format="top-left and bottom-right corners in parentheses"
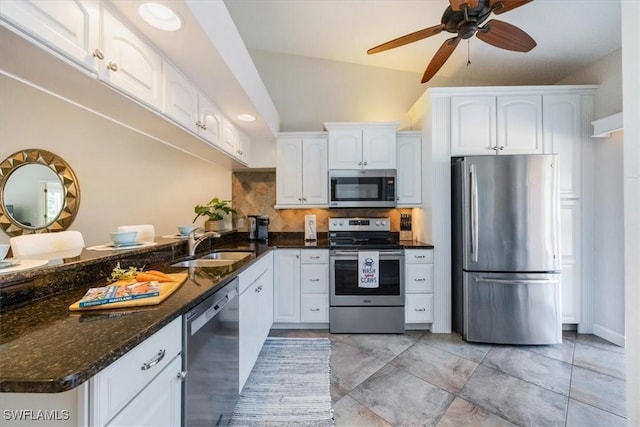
top-left (177, 371), bottom-right (187, 381)
top-left (414, 278), bottom-right (426, 282)
top-left (310, 278), bottom-right (320, 282)
top-left (255, 285), bottom-right (263, 293)
top-left (310, 308), bottom-right (321, 312)
top-left (414, 308), bottom-right (426, 312)
top-left (310, 256), bottom-right (320, 259)
top-left (141, 349), bottom-right (166, 371)
top-left (414, 255), bottom-right (425, 259)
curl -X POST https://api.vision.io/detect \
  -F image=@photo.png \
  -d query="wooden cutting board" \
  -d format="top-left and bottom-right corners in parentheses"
top-left (68, 272), bottom-right (187, 311)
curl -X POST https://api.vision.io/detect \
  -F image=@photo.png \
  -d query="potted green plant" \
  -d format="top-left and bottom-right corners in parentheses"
top-left (192, 197), bottom-right (237, 231)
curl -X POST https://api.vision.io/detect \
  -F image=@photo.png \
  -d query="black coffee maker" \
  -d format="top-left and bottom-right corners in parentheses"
top-left (248, 215), bottom-right (269, 240)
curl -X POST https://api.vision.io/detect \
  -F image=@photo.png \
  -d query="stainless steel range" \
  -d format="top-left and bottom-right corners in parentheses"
top-left (329, 217), bottom-right (405, 333)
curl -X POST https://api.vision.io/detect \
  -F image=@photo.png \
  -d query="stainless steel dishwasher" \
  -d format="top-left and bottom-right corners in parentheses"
top-left (183, 278), bottom-right (239, 426)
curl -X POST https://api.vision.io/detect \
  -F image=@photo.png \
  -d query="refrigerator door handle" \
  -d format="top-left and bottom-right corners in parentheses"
top-left (470, 164), bottom-right (479, 263)
top-left (475, 278), bottom-right (560, 285)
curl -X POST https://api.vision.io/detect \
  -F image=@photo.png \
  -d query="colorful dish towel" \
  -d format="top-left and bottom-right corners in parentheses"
top-left (358, 251), bottom-right (379, 288)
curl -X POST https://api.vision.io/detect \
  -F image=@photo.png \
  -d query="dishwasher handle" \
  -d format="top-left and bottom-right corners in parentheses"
top-left (188, 282), bottom-right (238, 336)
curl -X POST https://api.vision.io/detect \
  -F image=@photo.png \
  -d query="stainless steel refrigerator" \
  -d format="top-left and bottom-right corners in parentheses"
top-left (451, 154), bottom-right (562, 345)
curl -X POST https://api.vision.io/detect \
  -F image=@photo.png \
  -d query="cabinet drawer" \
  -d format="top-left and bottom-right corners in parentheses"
top-left (300, 249), bottom-right (328, 264)
top-left (91, 317), bottom-right (182, 425)
top-left (301, 264), bottom-right (329, 293)
top-left (405, 249), bottom-right (433, 264)
top-left (405, 294), bottom-right (433, 323)
top-left (406, 264), bottom-right (433, 293)
top-left (239, 252), bottom-right (271, 294)
top-left (300, 294), bottom-right (329, 323)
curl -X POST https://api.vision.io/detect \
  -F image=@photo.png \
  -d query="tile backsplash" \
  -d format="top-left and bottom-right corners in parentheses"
top-left (232, 172), bottom-right (411, 232)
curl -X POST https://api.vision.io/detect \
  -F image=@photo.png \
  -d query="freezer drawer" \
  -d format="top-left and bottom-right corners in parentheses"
top-left (463, 272), bottom-right (562, 344)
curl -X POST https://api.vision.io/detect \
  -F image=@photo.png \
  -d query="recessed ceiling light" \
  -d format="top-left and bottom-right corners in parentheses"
top-left (138, 3), bottom-right (182, 32)
top-left (237, 114), bottom-right (256, 122)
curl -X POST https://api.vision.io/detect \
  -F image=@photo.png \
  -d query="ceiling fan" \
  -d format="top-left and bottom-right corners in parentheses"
top-left (367, 0), bottom-right (536, 83)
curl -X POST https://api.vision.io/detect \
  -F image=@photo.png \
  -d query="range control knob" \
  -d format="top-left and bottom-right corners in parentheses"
top-left (381, 220), bottom-right (387, 227)
top-left (375, 221), bottom-right (381, 226)
top-left (338, 221), bottom-right (344, 226)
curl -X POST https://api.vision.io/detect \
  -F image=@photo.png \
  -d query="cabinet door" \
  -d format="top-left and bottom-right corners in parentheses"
top-left (497, 95), bottom-right (543, 154)
top-left (235, 131), bottom-right (250, 164)
top-left (543, 94), bottom-right (582, 198)
top-left (276, 137), bottom-right (303, 205)
top-left (258, 263), bottom-right (274, 340)
top-left (301, 136), bottom-right (328, 205)
top-left (197, 94), bottom-right (222, 146)
top-left (105, 356), bottom-right (182, 427)
top-left (0, 0), bottom-right (99, 72)
top-left (451, 96), bottom-right (496, 155)
top-left (405, 294), bottom-right (433, 323)
top-left (560, 200), bottom-right (581, 323)
top-left (101, 9), bottom-right (162, 110)
top-left (221, 118), bottom-right (238, 155)
top-left (301, 264), bottom-right (329, 293)
top-left (162, 61), bottom-right (198, 133)
top-left (273, 250), bottom-right (300, 323)
top-left (406, 264), bottom-right (434, 293)
top-left (239, 283), bottom-right (260, 390)
top-left (362, 127), bottom-right (396, 169)
top-left (396, 134), bottom-right (422, 205)
top-left (328, 128), bottom-right (362, 169)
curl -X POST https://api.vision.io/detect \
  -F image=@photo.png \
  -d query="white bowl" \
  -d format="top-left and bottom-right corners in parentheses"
top-left (0, 244), bottom-right (9, 260)
top-left (177, 225), bottom-right (196, 236)
top-left (109, 231), bottom-right (138, 245)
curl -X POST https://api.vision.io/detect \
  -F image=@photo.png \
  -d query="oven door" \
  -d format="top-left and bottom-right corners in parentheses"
top-left (329, 169), bottom-right (397, 208)
top-left (330, 250), bottom-right (404, 306)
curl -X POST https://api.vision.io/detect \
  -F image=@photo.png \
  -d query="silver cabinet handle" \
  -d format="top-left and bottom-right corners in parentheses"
top-left (92, 48), bottom-right (104, 60)
top-left (414, 308), bottom-right (426, 312)
top-left (498, 146), bottom-right (504, 151)
top-left (310, 256), bottom-right (320, 259)
top-left (296, 255), bottom-right (299, 259)
top-left (201, 123), bottom-right (207, 130)
top-left (414, 278), bottom-right (426, 282)
top-left (470, 164), bottom-right (479, 263)
top-left (358, 161), bottom-right (362, 165)
top-left (364, 161), bottom-right (368, 166)
top-left (414, 255), bottom-right (425, 259)
top-left (196, 120), bottom-right (202, 128)
top-left (309, 278), bottom-right (320, 282)
top-left (177, 371), bottom-right (187, 381)
top-left (310, 308), bottom-right (320, 312)
top-left (107, 61), bottom-right (118, 72)
top-left (255, 285), bottom-right (263, 293)
top-left (141, 349), bottom-right (165, 370)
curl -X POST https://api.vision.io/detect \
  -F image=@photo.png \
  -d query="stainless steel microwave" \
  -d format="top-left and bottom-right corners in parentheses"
top-left (328, 169), bottom-right (397, 208)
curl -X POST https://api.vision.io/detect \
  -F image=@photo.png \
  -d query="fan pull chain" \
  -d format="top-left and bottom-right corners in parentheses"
top-left (467, 40), bottom-right (471, 66)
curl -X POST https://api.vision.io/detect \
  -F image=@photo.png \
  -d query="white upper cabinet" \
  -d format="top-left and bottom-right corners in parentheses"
top-left (197, 94), bottom-right (223, 146)
top-left (0, 0), bottom-right (100, 72)
top-left (497, 95), bottom-right (543, 154)
top-left (276, 134), bottom-right (328, 207)
top-left (101, 8), bottom-right (162, 110)
top-left (326, 123), bottom-right (397, 169)
top-left (451, 96), bottom-right (496, 155)
top-left (543, 94), bottom-right (582, 198)
top-left (451, 95), bottom-right (542, 155)
top-left (162, 61), bottom-right (199, 133)
top-left (396, 132), bottom-right (422, 206)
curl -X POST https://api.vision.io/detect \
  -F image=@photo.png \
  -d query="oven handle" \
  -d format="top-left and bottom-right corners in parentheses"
top-left (331, 250), bottom-right (404, 257)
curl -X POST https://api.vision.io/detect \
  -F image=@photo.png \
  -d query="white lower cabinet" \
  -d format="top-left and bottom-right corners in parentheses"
top-left (239, 253), bottom-right (273, 390)
top-left (405, 249), bottom-right (434, 324)
top-left (90, 317), bottom-right (182, 426)
top-left (104, 356), bottom-right (182, 427)
top-left (273, 249), bottom-right (329, 325)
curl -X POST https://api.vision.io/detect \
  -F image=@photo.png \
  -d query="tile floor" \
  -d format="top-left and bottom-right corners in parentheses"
top-left (268, 329), bottom-right (627, 426)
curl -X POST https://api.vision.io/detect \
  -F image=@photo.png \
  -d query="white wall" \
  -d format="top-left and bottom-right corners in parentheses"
top-left (249, 49), bottom-right (426, 131)
top-left (0, 75), bottom-right (232, 246)
top-left (556, 49), bottom-right (625, 344)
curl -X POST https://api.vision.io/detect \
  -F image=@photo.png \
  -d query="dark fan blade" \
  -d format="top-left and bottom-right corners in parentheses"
top-left (476, 19), bottom-right (536, 52)
top-left (421, 36), bottom-right (462, 83)
top-left (490, 0), bottom-right (534, 14)
top-left (367, 24), bottom-right (445, 54)
top-left (449, 0), bottom-right (480, 11)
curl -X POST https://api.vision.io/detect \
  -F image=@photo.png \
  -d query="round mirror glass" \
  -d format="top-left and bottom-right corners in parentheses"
top-left (0, 149), bottom-right (80, 237)
top-left (3, 164), bottom-right (64, 228)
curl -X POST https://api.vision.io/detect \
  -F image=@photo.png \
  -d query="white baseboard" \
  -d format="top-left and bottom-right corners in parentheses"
top-left (592, 323), bottom-right (626, 347)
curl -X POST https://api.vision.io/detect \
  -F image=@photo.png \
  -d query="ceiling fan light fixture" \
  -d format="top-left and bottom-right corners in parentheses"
top-left (138, 3), bottom-right (182, 32)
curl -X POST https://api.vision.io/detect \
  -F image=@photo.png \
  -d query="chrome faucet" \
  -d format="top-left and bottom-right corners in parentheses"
top-left (188, 228), bottom-right (221, 257)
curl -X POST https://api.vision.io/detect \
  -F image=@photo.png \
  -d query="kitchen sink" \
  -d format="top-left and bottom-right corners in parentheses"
top-left (171, 259), bottom-right (236, 268)
top-left (200, 251), bottom-right (254, 261)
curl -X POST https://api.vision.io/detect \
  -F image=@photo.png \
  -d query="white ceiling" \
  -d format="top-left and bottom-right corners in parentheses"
top-left (224, 0), bottom-right (622, 86)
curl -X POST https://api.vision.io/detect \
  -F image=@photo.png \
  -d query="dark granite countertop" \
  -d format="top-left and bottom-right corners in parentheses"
top-left (0, 232), bottom-right (433, 394)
